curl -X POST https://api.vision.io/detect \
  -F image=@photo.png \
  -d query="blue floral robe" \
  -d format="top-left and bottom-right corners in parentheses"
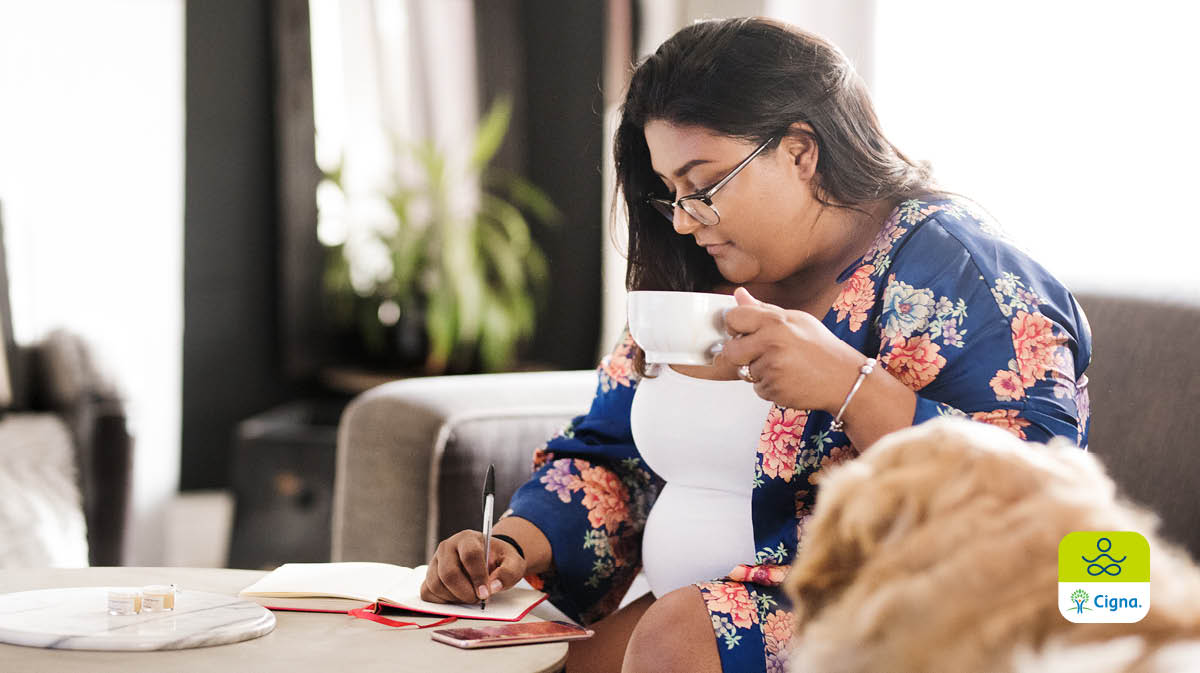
top-left (504, 196), bottom-right (1092, 672)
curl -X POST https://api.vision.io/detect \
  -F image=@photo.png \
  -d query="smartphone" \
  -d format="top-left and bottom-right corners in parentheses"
top-left (431, 620), bottom-right (595, 649)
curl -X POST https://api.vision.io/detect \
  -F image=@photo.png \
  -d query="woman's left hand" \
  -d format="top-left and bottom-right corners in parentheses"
top-left (715, 287), bottom-right (865, 412)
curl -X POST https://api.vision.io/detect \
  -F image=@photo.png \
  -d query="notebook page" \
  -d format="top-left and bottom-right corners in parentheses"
top-left (239, 562), bottom-right (408, 602)
top-left (378, 566), bottom-right (546, 621)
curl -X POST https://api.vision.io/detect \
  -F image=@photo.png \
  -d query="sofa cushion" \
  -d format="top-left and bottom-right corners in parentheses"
top-left (1075, 292), bottom-right (1200, 559)
top-left (432, 412), bottom-right (578, 558)
top-left (0, 413), bottom-right (89, 567)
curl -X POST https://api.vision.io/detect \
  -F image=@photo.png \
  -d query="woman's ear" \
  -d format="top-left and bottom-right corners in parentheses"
top-left (781, 121), bottom-right (820, 181)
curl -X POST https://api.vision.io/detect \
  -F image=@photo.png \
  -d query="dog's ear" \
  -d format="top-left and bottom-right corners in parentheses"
top-left (786, 459), bottom-right (885, 623)
top-left (786, 422), bottom-right (964, 624)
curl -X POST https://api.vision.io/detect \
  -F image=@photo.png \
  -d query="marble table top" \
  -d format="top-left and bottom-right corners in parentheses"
top-left (0, 567), bottom-right (568, 673)
top-left (0, 586), bottom-right (275, 651)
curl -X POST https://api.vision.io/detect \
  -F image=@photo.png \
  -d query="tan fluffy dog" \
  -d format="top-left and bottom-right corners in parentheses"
top-left (784, 418), bottom-right (1200, 673)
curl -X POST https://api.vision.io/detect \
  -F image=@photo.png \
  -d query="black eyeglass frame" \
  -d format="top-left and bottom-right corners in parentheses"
top-left (645, 135), bottom-right (777, 226)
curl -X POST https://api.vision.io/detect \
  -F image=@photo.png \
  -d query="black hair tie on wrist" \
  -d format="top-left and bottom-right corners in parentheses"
top-left (490, 533), bottom-right (525, 559)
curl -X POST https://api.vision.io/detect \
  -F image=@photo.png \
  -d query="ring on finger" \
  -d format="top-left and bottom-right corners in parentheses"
top-left (737, 364), bottom-right (759, 383)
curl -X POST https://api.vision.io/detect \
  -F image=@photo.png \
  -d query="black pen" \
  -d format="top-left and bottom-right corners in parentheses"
top-left (481, 463), bottom-right (495, 610)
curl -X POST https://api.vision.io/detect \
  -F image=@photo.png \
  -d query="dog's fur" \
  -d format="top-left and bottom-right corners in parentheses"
top-left (784, 418), bottom-right (1200, 673)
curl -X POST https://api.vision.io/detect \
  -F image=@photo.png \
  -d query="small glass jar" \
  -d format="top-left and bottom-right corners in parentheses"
top-left (107, 589), bottom-right (142, 615)
top-left (141, 584), bottom-right (176, 611)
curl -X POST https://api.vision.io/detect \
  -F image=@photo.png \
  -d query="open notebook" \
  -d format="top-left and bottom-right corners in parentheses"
top-left (239, 562), bottom-right (547, 622)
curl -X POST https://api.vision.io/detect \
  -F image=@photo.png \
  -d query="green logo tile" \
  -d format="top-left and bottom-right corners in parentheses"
top-left (1059, 531), bottom-right (1149, 582)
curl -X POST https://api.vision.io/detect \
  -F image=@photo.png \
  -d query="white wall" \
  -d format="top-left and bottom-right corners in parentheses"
top-left (0, 0), bottom-right (184, 565)
top-left (765, 0), bottom-right (876, 88)
top-left (873, 1), bottom-right (1200, 301)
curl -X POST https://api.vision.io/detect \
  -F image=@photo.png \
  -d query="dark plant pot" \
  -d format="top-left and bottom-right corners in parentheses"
top-left (325, 298), bottom-right (429, 373)
top-left (384, 311), bottom-right (428, 370)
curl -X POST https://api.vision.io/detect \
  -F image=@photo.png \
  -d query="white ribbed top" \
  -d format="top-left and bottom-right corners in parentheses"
top-left (630, 364), bottom-right (771, 597)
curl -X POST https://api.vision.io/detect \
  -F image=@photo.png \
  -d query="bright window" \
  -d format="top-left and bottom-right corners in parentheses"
top-left (0, 0), bottom-right (184, 565)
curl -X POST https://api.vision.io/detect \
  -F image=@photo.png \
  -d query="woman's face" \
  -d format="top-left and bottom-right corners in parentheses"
top-left (643, 120), bottom-right (821, 286)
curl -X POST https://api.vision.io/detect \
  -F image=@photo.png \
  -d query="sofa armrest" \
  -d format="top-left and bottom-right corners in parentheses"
top-left (332, 370), bottom-right (596, 567)
top-left (14, 332), bottom-right (132, 566)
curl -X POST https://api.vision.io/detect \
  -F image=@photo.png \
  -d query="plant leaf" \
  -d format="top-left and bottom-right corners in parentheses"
top-left (440, 222), bottom-right (485, 370)
top-left (478, 292), bottom-right (518, 372)
top-left (481, 193), bottom-right (533, 254)
top-left (322, 154), bottom-right (346, 188)
top-left (478, 220), bottom-right (525, 295)
top-left (471, 97), bottom-right (512, 171)
top-left (322, 245), bottom-right (356, 327)
top-left (491, 168), bottom-right (561, 225)
top-left (424, 286), bottom-right (457, 374)
top-left (524, 245), bottom-right (551, 306)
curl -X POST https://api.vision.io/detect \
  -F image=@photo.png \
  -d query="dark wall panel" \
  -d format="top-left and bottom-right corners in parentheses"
top-left (520, 0), bottom-right (605, 370)
top-left (183, 0), bottom-right (290, 490)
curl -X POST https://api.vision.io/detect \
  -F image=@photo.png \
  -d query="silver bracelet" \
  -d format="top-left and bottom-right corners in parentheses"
top-left (830, 357), bottom-right (877, 432)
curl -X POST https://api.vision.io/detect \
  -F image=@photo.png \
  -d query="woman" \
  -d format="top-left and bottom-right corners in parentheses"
top-left (420, 17), bottom-right (1091, 673)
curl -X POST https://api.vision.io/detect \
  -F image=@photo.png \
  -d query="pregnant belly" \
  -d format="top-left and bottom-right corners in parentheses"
top-left (641, 483), bottom-right (755, 598)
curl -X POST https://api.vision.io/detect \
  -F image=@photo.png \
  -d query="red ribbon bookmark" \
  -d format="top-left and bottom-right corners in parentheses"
top-left (347, 602), bottom-right (458, 629)
top-left (264, 602), bottom-right (457, 629)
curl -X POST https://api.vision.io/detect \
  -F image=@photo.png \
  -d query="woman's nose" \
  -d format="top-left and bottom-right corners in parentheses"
top-left (672, 207), bottom-right (701, 235)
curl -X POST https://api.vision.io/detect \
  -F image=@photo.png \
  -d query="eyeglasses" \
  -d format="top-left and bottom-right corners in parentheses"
top-left (646, 136), bottom-right (776, 227)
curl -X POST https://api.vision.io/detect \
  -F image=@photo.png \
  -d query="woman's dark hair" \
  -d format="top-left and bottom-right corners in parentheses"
top-left (615, 17), bottom-right (937, 298)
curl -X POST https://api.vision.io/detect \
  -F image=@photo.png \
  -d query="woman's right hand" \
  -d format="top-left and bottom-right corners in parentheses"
top-left (419, 530), bottom-right (528, 604)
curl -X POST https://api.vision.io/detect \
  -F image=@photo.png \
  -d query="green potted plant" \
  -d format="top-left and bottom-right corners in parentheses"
top-left (320, 97), bottom-right (559, 375)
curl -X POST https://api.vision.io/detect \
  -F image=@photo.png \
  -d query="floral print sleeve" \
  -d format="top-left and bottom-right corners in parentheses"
top-left (867, 204), bottom-right (1092, 445)
top-left (503, 329), bottom-right (663, 625)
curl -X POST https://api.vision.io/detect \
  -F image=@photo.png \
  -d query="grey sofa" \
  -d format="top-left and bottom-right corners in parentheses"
top-left (331, 292), bottom-right (1200, 567)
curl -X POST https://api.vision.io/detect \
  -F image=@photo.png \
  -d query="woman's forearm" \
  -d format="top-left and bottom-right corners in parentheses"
top-left (839, 366), bottom-right (917, 450)
top-left (492, 515), bottom-right (553, 576)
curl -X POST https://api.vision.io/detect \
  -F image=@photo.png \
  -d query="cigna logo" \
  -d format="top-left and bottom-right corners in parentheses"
top-left (1058, 532), bottom-right (1150, 623)
top-left (1065, 588), bottom-right (1144, 615)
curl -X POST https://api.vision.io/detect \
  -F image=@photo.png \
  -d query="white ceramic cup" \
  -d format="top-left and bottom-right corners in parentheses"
top-left (627, 290), bottom-right (737, 365)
